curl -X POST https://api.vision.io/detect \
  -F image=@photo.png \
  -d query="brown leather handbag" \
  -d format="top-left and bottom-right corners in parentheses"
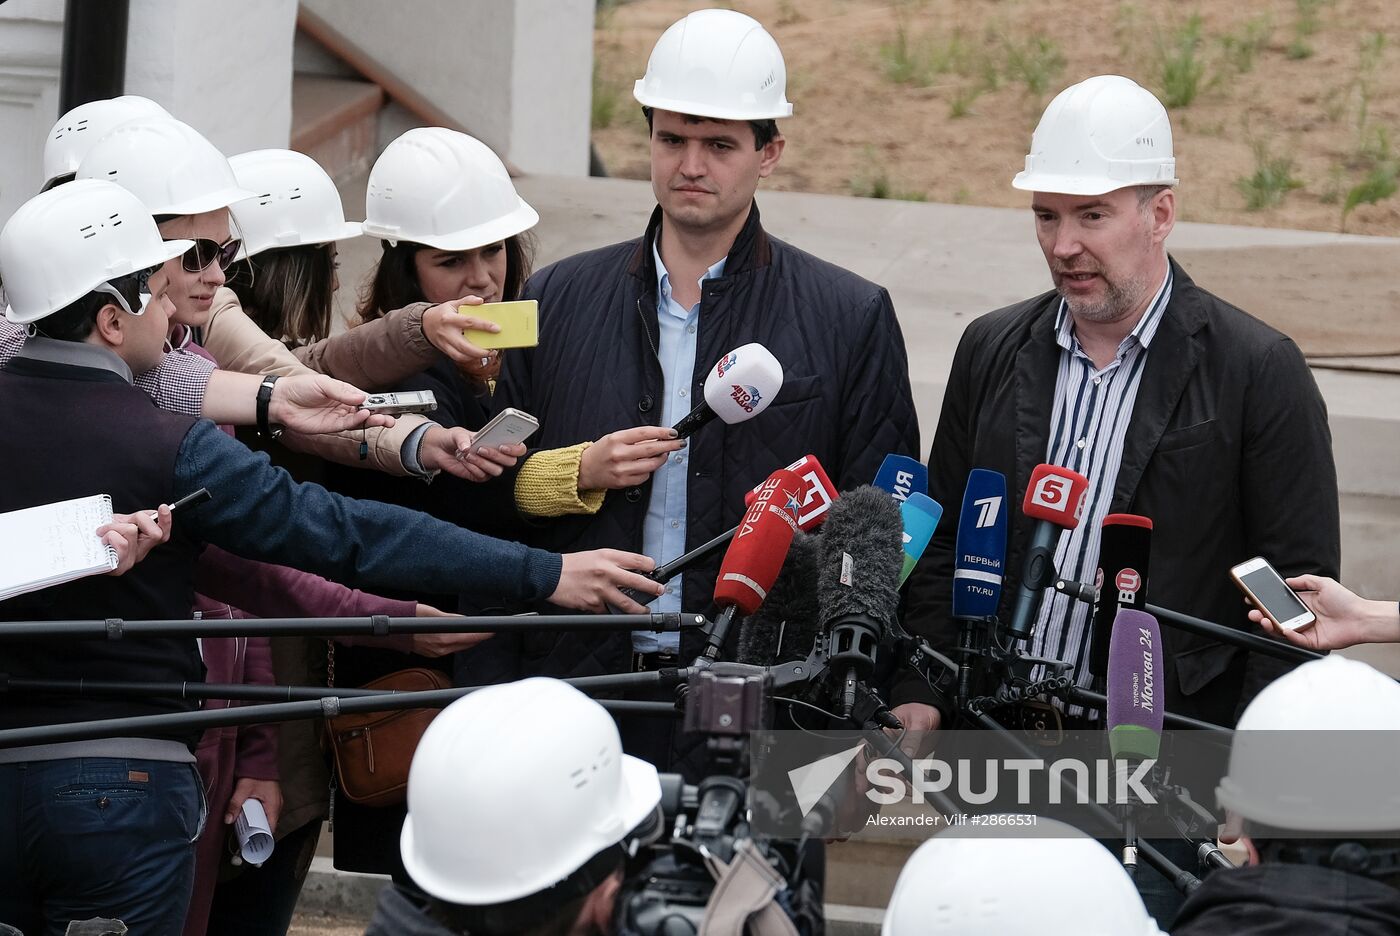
top-left (325, 649), bottom-right (450, 808)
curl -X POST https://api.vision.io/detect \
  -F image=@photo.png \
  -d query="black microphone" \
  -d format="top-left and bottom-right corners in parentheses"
top-left (1089, 514), bottom-right (1153, 690)
top-left (814, 486), bottom-right (905, 720)
top-left (735, 530), bottom-right (822, 667)
top-left (1005, 464), bottom-right (1089, 642)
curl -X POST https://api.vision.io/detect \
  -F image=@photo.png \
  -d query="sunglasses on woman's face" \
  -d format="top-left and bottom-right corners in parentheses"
top-left (169, 237), bottom-right (242, 273)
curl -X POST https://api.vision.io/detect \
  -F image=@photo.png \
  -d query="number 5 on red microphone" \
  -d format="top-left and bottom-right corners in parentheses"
top-left (1230, 556), bottom-right (1316, 632)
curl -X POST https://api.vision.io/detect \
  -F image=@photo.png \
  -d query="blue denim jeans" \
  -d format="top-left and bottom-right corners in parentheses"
top-left (0, 758), bottom-right (205, 936)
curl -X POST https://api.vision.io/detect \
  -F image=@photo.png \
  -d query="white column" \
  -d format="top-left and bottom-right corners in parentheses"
top-left (125, 0), bottom-right (296, 156)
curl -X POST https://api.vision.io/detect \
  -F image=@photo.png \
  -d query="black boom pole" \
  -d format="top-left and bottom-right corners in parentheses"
top-left (60, 0), bottom-right (130, 114)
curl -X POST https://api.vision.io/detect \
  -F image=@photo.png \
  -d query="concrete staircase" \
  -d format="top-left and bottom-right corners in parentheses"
top-left (289, 7), bottom-right (519, 186)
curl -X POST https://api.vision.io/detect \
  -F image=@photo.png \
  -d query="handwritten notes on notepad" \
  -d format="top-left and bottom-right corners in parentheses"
top-left (0, 494), bottom-right (119, 601)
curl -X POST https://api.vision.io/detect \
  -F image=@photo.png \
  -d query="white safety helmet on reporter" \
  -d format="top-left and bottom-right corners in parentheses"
top-left (1012, 75), bottom-right (1178, 196)
top-left (228, 149), bottom-right (363, 259)
top-left (76, 116), bottom-right (255, 216)
top-left (1, 180), bottom-right (192, 325)
top-left (399, 677), bottom-right (661, 906)
top-left (1217, 655), bottom-right (1400, 833)
top-left (633, 8), bottom-right (793, 121)
top-left (882, 817), bottom-right (1165, 936)
top-left (361, 128), bottom-right (538, 251)
top-left (42, 95), bottom-right (171, 191)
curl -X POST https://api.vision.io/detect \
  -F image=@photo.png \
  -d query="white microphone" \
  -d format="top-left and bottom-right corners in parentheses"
top-left (672, 343), bottom-right (784, 439)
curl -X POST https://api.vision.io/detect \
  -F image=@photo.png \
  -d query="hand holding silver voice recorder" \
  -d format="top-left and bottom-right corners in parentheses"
top-left (360, 390), bottom-right (438, 416)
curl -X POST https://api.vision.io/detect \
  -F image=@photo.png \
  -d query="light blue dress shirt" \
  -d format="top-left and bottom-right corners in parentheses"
top-left (633, 241), bottom-right (727, 653)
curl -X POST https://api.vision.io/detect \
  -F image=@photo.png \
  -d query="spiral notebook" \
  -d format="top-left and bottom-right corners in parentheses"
top-left (0, 494), bottom-right (120, 601)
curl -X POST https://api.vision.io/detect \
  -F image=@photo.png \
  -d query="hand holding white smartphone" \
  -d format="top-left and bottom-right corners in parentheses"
top-left (1230, 556), bottom-right (1317, 631)
top-left (466, 407), bottom-right (539, 456)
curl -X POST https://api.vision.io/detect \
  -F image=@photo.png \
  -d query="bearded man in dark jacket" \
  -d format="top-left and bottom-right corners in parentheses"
top-left (477, 9), bottom-right (922, 768)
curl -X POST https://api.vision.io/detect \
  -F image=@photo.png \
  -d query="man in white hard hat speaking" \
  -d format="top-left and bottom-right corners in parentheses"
top-left (486, 9), bottom-right (919, 769)
top-left (365, 678), bottom-right (662, 936)
top-left (1174, 655), bottom-right (1400, 934)
top-left (900, 74), bottom-right (1339, 923)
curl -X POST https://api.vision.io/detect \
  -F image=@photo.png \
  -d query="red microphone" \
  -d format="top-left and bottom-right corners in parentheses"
top-left (742, 453), bottom-right (837, 530)
top-left (1006, 463), bottom-right (1090, 641)
top-left (702, 467), bottom-right (804, 662)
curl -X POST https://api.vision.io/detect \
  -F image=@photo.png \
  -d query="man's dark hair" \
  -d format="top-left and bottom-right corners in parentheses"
top-left (642, 106), bottom-right (780, 150)
top-left (424, 846), bottom-right (624, 936)
top-left (1248, 824), bottom-right (1400, 888)
top-left (31, 274), bottom-right (142, 342)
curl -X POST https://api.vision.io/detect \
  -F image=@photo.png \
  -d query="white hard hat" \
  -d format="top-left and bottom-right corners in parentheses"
top-left (633, 9), bottom-right (793, 121)
top-left (400, 677), bottom-right (661, 906)
top-left (1217, 655), bottom-right (1400, 832)
top-left (882, 817), bottom-right (1165, 936)
top-left (1012, 75), bottom-right (1178, 196)
top-left (1, 180), bottom-right (192, 325)
top-left (228, 149), bottom-right (362, 260)
top-left (42, 95), bottom-right (171, 190)
top-left (76, 116), bottom-right (256, 216)
top-left (361, 128), bottom-right (538, 251)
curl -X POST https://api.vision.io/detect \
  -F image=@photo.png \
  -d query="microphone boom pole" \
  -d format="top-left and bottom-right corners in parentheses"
top-left (1145, 603), bottom-right (1323, 664)
top-left (0, 669), bottom-right (692, 750)
top-left (0, 613), bottom-right (702, 641)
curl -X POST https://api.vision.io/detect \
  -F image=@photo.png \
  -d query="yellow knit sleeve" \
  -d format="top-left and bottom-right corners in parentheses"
top-left (514, 442), bottom-right (607, 517)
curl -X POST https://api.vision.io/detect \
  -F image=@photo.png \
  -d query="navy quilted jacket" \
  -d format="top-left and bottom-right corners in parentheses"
top-left (473, 202), bottom-right (919, 684)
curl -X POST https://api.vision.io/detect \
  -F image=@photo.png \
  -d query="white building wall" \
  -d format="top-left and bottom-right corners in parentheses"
top-left (125, 0), bottom-right (296, 156)
top-left (0, 0), bottom-right (294, 224)
top-left (0, 0), bottom-right (65, 221)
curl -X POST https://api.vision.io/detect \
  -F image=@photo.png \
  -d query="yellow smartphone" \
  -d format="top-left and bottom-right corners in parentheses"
top-left (462, 299), bottom-right (539, 350)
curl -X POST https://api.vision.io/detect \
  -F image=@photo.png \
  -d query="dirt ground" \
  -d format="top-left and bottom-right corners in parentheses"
top-left (288, 912), bottom-right (364, 935)
top-left (593, 0), bottom-right (1400, 358)
top-left (593, 0), bottom-right (1400, 236)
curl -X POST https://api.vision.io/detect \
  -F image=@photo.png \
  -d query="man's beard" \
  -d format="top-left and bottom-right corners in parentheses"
top-left (1058, 267), bottom-right (1152, 325)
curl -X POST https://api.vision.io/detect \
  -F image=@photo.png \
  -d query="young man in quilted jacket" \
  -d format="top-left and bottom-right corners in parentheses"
top-left (484, 9), bottom-right (923, 769)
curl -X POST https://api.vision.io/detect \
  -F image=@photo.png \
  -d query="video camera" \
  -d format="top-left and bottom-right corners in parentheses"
top-left (615, 664), bottom-right (824, 936)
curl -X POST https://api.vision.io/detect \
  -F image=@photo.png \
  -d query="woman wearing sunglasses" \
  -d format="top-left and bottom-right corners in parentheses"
top-left (76, 116), bottom-right (515, 484)
top-left (72, 119), bottom-right (513, 936)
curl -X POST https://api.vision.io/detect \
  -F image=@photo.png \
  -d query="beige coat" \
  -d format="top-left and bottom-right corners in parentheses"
top-left (202, 288), bottom-right (439, 476)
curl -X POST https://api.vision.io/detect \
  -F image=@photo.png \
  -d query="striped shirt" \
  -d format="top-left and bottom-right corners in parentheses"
top-left (1029, 270), bottom-right (1173, 700)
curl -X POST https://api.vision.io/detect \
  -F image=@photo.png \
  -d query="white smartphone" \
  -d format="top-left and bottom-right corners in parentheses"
top-left (467, 407), bottom-right (539, 456)
top-left (361, 390), bottom-right (438, 415)
top-left (1230, 556), bottom-right (1317, 631)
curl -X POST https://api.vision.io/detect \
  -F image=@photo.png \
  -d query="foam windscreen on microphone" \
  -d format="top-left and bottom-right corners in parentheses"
top-left (713, 467), bottom-right (803, 616)
top-left (1022, 463), bottom-right (1090, 528)
top-left (873, 454), bottom-right (928, 504)
top-left (1090, 514), bottom-right (1153, 683)
top-left (815, 485), bottom-right (905, 633)
top-left (743, 454), bottom-right (837, 531)
top-left (952, 469), bottom-right (1008, 619)
top-left (1106, 608), bottom-right (1165, 762)
top-left (735, 530), bottom-right (823, 666)
top-left (702, 343), bottom-right (784, 426)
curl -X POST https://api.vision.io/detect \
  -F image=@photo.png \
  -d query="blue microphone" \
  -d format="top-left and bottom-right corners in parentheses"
top-left (952, 469), bottom-right (1008, 619)
top-left (951, 469), bottom-right (1008, 713)
top-left (899, 493), bottom-right (942, 586)
top-left (873, 454), bottom-right (928, 504)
